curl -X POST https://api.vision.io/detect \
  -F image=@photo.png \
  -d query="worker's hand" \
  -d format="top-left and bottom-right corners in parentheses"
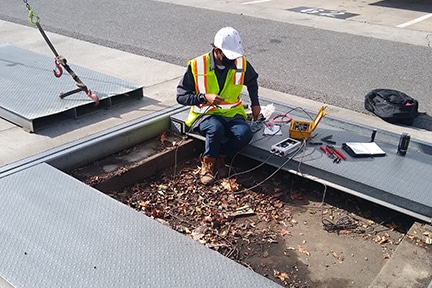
top-left (205, 94), bottom-right (224, 106)
top-left (251, 105), bottom-right (261, 120)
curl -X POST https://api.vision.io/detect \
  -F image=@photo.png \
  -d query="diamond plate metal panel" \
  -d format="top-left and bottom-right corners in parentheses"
top-left (0, 163), bottom-right (281, 288)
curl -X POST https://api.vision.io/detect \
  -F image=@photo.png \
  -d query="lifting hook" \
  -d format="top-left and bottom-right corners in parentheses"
top-left (53, 59), bottom-right (63, 78)
top-left (86, 89), bottom-right (100, 106)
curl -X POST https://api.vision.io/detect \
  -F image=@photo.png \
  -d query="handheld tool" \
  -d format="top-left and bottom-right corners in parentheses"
top-left (326, 145), bottom-right (346, 161)
top-left (321, 135), bottom-right (336, 145)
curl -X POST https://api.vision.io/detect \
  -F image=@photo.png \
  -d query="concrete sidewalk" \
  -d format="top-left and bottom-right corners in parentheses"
top-left (1, 19), bottom-right (432, 167)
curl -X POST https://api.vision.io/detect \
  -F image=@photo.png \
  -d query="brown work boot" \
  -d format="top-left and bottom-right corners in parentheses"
top-left (215, 155), bottom-right (230, 178)
top-left (200, 156), bottom-right (216, 185)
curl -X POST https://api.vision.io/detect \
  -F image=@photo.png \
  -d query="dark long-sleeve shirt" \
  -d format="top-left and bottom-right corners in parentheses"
top-left (176, 49), bottom-right (260, 107)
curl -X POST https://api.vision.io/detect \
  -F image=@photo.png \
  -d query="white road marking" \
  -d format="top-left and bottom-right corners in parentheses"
top-left (397, 13), bottom-right (432, 28)
top-left (242, 0), bottom-right (273, 5)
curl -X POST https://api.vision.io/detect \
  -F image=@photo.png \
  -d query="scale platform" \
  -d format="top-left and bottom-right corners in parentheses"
top-left (0, 44), bottom-right (143, 132)
top-left (170, 99), bottom-right (432, 224)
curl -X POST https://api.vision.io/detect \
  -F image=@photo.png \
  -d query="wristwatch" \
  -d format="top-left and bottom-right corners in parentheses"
top-left (199, 94), bottom-right (206, 104)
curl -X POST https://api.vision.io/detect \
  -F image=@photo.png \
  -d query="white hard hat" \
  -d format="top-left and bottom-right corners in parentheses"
top-left (213, 27), bottom-right (245, 60)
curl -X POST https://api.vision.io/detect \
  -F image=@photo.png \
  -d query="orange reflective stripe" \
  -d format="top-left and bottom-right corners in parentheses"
top-left (228, 101), bottom-right (242, 109)
top-left (194, 55), bottom-right (208, 94)
top-left (192, 98), bottom-right (242, 113)
top-left (219, 98), bottom-right (242, 106)
top-left (233, 57), bottom-right (245, 85)
top-left (192, 59), bottom-right (200, 93)
top-left (193, 104), bottom-right (216, 114)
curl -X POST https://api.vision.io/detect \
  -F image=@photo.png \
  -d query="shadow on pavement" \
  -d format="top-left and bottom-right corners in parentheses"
top-left (370, 0), bottom-right (432, 13)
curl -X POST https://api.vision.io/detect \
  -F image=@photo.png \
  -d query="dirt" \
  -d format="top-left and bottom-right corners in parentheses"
top-left (69, 132), bottom-right (418, 288)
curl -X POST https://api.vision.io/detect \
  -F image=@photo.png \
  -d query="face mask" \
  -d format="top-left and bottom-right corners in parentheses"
top-left (221, 55), bottom-right (235, 67)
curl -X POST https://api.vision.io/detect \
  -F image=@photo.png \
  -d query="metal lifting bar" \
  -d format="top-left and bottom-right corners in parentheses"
top-left (23, 0), bottom-right (99, 105)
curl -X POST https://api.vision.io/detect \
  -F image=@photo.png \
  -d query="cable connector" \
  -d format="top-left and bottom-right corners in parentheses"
top-left (250, 120), bottom-right (263, 133)
top-left (321, 135), bottom-right (336, 145)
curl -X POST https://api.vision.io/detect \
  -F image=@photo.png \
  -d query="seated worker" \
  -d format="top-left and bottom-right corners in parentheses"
top-left (176, 27), bottom-right (261, 185)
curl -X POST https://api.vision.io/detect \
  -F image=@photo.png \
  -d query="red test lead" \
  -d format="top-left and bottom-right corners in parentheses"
top-left (333, 149), bottom-right (346, 160)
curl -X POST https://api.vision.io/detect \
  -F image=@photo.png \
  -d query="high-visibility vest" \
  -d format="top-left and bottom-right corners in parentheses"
top-left (185, 52), bottom-right (248, 126)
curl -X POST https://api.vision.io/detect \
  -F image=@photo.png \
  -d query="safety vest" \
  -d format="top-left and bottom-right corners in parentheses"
top-left (185, 52), bottom-right (248, 126)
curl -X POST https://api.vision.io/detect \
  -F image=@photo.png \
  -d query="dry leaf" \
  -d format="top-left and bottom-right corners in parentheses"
top-left (280, 228), bottom-right (290, 236)
top-left (331, 251), bottom-right (344, 261)
top-left (379, 237), bottom-right (389, 244)
top-left (373, 235), bottom-right (389, 244)
top-left (221, 179), bottom-right (239, 192)
top-left (423, 232), bottom-right (432, 244)
top-left (274, 201), bottom-right (283, 208)
top-left (191, 225), bottom-right (208, 241)
top-left (274, 269), bottom-right (290, 281)
top-left (386, 222), bottom-right (399, 230)
top-left (160, 132), bottom-right (167, 144)
top-left (298, 245), bottom-right (310, 256)
top-left (229, 208), bottom-right (255, 217)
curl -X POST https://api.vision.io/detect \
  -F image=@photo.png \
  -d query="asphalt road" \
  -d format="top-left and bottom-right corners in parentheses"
top-left (2, 0), bottom-right (432, 130)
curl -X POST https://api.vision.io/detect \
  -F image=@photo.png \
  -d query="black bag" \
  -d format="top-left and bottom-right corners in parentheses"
top-left (364, 89), bottom-right (419, 125)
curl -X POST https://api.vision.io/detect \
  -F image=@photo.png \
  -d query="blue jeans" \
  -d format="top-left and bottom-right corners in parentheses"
top-left (198, 115), bottom-right (253, 158)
